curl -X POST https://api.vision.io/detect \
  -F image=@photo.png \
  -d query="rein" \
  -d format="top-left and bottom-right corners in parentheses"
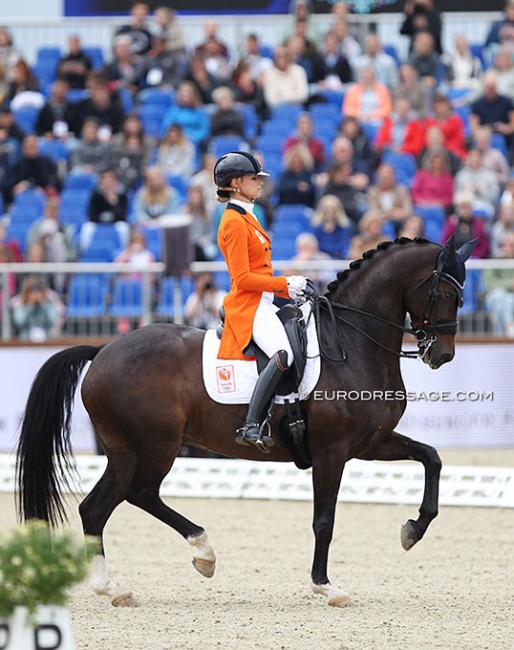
top-left (305, 253), bottom-right (460, 362)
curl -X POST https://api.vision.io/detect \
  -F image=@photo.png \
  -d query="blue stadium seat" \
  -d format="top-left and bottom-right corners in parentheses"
top-left (469, 44), bottom-right (485, 69)
top-left (138, 103), bottom-right (168, 138)
top-left (155, 275), bottom-right (194, 318)
top-left (5, 222), bottom-right (31, 253)
top-left (454, 104), bottom-right (472, 138)
top-left (254, 134), bottom-right (285, 157)
top-left (490, 133), bottom-right (508, 160)
top-left (236, 102), bottom-right (258, 140)
top-left (414, 204), bottom-right (446, 243)
top-left (273, 204), bottom-right (312, 228)
top-left (64, 173), bottom-right (98, 190)
top-left (8, 205), bottom-right (42, 225)
top-left (109, 279), bottom-right (144, 318)
top-left (12, 107), bottom-right (39, 135)
top-left (208, 135), bottom-right (247, 158)
top-left (261, 118), bottom-right (295, 139)
top-left (271, 219), bottom-right (308, 240)
top-left (271, 238), bottom-right (297, 260)
top-left (271, 103), bottom-right (304, 122)
top-left (166, 174), bottom-right (189, 202)
top-left (13, 189), bottom-right (46, 212)
top-left (66, 88), bottom-right (89, 103)
top-left (82, 46), bottom-right (104, 70)
top-left (138, 226), bottom-right (162, 261)
top-left (137, 87), bottom-right (175, 109)
top-left (39, 139), bottom-right (70, 163)
top-left (383, 44), bottom-right (401, 67)
top-left (66, 275), bottom-right (109, 318)
top-left (382, 151), bottom-right (417, 187)
top-left (310, 102), bottom-right (342, 125)
top-left (318, 88), bottom-right (345, 107)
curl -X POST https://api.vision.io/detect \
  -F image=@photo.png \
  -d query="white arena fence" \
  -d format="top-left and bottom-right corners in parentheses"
top-left (1, 258), bottom-right (514, 339)
top-left (0, 454), bottom-right (513, 509)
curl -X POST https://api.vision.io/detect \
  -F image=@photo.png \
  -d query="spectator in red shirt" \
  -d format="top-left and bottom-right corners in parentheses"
top-left (375, 95), bottom-right (426, 156)
top-left (424, 93), bottom-right (467, 158)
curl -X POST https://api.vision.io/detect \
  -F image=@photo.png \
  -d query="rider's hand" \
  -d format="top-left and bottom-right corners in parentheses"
top-left (286, 275), bottom-right (308, 303)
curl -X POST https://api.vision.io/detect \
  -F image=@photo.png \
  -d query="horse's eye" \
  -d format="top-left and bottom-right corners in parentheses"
top-left (443, 291), bottom-right (453, 302)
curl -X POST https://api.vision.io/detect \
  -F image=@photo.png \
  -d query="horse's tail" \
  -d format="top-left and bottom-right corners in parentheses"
top-left (16, 344), bottom-right (103, 526)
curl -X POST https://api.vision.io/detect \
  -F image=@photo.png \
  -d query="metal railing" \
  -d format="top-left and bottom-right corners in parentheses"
top-left (1, 12), bottom-right (503, 69)
top-left (1, 258), bottom-right (513, 342)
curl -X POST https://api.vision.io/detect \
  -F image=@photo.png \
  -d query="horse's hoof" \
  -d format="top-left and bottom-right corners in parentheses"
top-left (328, 593), bottom-right (353, 607)
top-left (401, 519), bottom-right (421, 551)
top-left (111, 591), bottom-right (138, 607)
top-left (311, 582), bottom-right (353, 607)
top-left (192, 557), bottom-right (216, 578)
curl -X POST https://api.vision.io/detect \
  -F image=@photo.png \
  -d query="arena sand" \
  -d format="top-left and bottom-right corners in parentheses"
top-left (1, 448), bottom-right (513, 650)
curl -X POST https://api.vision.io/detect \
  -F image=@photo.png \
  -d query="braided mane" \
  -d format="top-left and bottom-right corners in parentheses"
top-left (325, 237), bottom-right (431, 297)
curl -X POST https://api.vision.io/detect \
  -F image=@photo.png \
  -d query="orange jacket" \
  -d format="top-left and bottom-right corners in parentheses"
top-left (342, 82), bottom-right (392, 122)
top-left (217, 203), bottom-right (290, 360)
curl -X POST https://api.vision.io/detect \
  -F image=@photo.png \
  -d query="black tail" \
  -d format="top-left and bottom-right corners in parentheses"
top-left (16, 345), bottom-right (103, 526)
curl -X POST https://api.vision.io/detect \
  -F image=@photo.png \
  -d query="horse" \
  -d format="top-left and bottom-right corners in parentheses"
top-left (16, 236), bottom-right (476, 608)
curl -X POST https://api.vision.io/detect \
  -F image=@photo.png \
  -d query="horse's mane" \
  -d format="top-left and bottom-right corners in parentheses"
top-left (325, 237), bottom-right (432, 297)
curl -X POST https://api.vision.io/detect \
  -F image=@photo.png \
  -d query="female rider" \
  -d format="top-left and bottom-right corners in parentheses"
top-left (215, 151), bottom-right (307, 452)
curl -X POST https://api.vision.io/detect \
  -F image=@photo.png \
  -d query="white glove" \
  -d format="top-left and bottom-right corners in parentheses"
top-left (286, 275), bottom-right (308, 302)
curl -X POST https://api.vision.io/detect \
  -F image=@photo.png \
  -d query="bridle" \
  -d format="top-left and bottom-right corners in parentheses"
top-left (305, 250), bottom-right (462, 362)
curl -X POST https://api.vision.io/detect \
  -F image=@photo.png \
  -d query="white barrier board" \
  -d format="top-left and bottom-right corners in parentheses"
top-left (1, 455), bottom-right (513, 508)
top-left (0, 344), bottom-right (514, 453)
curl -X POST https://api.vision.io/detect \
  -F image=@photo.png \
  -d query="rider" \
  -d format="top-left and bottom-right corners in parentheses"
top-left (215, 151), bottom-right (308, 451)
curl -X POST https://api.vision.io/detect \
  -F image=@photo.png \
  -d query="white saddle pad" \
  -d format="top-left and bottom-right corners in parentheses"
top-left (202, 302), bottom-right (321, 405)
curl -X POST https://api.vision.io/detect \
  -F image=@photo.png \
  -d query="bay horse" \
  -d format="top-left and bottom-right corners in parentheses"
top-left (16, 237), bottom-right (475, 607)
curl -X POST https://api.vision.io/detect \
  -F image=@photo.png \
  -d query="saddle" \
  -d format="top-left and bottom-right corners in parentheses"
top-left (216, 303), bottom-right (308, 396)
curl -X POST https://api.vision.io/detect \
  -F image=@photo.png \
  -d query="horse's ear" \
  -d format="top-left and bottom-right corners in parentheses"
top-left (457, 238), bottom-right (478, 262)
top-left (441, 235), bottom-right (457, 269)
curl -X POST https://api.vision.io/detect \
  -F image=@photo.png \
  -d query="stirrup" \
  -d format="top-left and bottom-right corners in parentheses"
top-left (235, 422), bottom-right (275, 453)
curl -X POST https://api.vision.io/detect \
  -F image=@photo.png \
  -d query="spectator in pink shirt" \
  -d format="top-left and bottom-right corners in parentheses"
top-left (411, 147), bottom-right (454, 211)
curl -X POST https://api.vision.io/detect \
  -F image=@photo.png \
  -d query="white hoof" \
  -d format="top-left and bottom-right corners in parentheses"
top-left (311, 581), bottom-right (353, 607)
top-left (187, 532), bottom-right (216, 579)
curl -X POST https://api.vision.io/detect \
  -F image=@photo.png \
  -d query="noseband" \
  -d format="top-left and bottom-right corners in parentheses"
top-left (406, 250), bottom-right (462, 356)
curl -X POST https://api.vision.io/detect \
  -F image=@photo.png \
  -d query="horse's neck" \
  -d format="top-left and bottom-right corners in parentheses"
top-left (328, 246), bottom-right (432, 349)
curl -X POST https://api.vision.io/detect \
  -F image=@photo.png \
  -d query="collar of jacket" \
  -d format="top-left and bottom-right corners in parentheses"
top-left (227, 201), bottom-right (270, 242)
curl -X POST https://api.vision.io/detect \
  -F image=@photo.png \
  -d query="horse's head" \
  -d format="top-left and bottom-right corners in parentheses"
top-left (407, 236), bottom-right (477, 369)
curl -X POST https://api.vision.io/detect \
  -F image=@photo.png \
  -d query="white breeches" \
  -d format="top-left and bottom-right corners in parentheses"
top-left (251, 292), bottom-right (294, 366)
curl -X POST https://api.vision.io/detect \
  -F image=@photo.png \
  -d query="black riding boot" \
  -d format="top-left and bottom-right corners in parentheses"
top-left (235, 349), bottom-right (289, 452)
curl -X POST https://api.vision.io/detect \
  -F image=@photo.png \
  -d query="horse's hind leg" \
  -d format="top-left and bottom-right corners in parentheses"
top-left (126, 465), bottom-right (217, 578)
top-left (310, 453), bottom-right (352, 607)
top-left (79, 450), bottom-right (137, 606)
top-left (361, 430), bottom-right (442, 551)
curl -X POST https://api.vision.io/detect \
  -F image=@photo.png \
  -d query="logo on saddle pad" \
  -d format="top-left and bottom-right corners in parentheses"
top-left (216, 365), bottom-right (236, 393)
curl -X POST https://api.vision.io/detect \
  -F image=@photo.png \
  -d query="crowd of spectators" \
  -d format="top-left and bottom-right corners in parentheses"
top-left (1, 0), bottom-right (514, 337)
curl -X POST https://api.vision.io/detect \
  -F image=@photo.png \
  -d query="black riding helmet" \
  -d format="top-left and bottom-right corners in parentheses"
top-left (213, 151), bottom-right (269, 189)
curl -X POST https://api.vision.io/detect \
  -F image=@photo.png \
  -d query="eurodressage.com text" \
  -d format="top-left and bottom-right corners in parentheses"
top-left (313, 391), bottom-right (494, 402)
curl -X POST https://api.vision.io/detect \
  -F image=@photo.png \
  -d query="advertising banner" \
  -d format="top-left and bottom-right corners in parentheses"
top-left (0, 344), bottom-right (512, 454)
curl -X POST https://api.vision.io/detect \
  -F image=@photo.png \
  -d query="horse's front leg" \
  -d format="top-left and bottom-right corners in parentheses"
top-left (310, 454), bottom-right (352, 607)
top-left (361, 430), bottom-right (442, 551)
